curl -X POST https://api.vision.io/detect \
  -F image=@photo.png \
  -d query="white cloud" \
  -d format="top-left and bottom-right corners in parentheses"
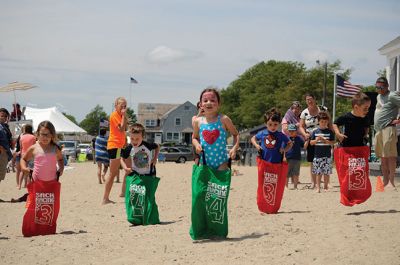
top-left (147, 45), bottom-right (203, 64)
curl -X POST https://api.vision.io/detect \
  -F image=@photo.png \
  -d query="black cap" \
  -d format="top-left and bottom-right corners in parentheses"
top-left (376, 77), bottom-right (388, 85)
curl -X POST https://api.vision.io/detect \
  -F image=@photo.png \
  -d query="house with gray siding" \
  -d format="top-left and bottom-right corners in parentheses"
top-left (136, 101), bottom-right (197, 144)
top-left (160, 101), bottom-right (197, 145)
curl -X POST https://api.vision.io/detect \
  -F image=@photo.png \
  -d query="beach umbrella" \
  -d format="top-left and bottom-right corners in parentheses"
top-left (0, 81), bottom-right (37, 120)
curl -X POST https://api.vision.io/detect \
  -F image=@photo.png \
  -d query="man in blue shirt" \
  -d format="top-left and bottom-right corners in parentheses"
top-left (0, 108), bottom-right (13, 183)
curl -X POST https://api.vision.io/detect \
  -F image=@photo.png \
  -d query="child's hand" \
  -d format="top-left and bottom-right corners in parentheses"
top-left (195, 144), bottom-right (203, 154)
top-left (124, 167), bottom-right (133, 174)
top-left (336, 133), bottom-right (347, 143)
top-left (228, 148), bottom-right (237, 160)
top-left (21, 167), bottom-right (30, 174)
top-left (279, 148), bottom-right (285, 154)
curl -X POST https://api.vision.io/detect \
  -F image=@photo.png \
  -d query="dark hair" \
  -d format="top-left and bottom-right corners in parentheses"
top-left (264, 108), bottom-right (281, 123)
top-left (23, 124), bottom-right (34, 134)
top-left (304, 93), bottom-right (316, 100)
top-left (317, 111), bottom-right (330, 121)
top-left (130, 123), bottom-right (145, 137)
top-left (36, 120), bottom-right (57, 145)
top-left (199, 87), bottom-right (220, 103)
top-left (0, 108), bottom-right (10, 117)
top-left (99, 128), bottom-right (107, 136)
top-left (376, 76), bottom-right (388, 85)
top-left (351, 92), bottom-right (371, 107)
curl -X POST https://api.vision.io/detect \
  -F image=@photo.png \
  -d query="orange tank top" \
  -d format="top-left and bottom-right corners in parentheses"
top-left (107, 111), bottom-right (126, 149)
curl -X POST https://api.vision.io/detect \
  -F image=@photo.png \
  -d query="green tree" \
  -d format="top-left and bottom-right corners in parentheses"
top-left (126, 107), bottom-right (137, 125)
top-left (63, 113), bottom-right (78, 125)
top-left (219, 60), bottom-right (355, 129)
top-left (79, 105), bottom-right (108, 135)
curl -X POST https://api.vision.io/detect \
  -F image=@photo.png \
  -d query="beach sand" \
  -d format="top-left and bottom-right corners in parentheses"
top-left (1, 161), bottom-right (399, 265)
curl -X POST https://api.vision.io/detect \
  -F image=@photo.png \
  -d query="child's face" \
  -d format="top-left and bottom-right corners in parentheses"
top-left (38, 127), bottom-right (53, 145)
top-left (289, 130), bottom-right (297, 137)
top-left (0, 112), bottom-right (8, 123)
top-left (266, 120), bottom-right (280, 132)
top-left (130, 133), bottom-right (143, 147)
top-left (116, 99), bottom-right (127, 113)
top-left (201, 92), bottom-right (220, 115)
top-left (353, 102), bottom-right (371, 117)
top-left (319, 119), bottom-right (329, 129)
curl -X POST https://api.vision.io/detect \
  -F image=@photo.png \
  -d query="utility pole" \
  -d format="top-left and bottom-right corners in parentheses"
top-left (316, 60), bottom-right (328, 107)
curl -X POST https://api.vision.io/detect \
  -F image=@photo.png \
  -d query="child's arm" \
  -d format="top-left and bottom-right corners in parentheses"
top-left (332, 124), bottom-right (346, 143)
top-left (56, 147), bottom-right (64, 177)
top-left (21, 145), bottom-right (34, 173)
top-left (283, 141), bottom-right (293, 153)
top-left (151, 144), bottom-right (160, 166)
top-left (192, 117), bottom-right (202, 154)
top-left (120, 158), bottom-right (132, 174)
top-left (250, 135), bottom-right (261, 151)
top-left (117, 110), bottom-right (128, 132)
top-left (222, 115), bottom-right (239, 159)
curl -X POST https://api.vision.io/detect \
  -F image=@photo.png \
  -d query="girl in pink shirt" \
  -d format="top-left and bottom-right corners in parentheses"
top-left (21, 121), bottom-right (64, 182)
top-left (18, 124), bottom-right (36, 189)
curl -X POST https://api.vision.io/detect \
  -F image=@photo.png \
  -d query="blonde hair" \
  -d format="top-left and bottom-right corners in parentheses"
top-left (114, 97), bottom-right (127, 107)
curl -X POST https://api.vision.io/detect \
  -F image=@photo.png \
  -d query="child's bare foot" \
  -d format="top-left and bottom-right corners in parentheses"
top-left (316, 189), bottom-right (321, 193)
top-left (102, 199), bottom-right (115, 205)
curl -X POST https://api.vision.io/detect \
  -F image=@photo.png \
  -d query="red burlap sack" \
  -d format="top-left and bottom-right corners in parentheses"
top-left (22, 180), bottom-right (61, 237)
top-left (256, 157), bottom-right (288, 214)
top-left (334, 146), bottom-right (371, 207)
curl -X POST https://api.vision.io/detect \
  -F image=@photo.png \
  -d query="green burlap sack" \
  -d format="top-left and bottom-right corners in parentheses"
top-left (125, 172), bottom-right (160, 225)
top-left (189, 158), bottom-right (231, 240)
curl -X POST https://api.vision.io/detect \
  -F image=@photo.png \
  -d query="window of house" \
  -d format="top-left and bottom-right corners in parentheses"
top-left (145, 119), bottom-right (156, 127)
top-left (146, 105), bottom-right (155, 112)
top-left (166, 132), bottom-right (180, 141)
top-left (175, 118), bottom-right (181, 126)
top-left (166, 132), bottom-right (173, 140)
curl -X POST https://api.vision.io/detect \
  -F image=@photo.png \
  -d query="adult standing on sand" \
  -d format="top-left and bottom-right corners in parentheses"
top-left (102, 97), bottom-right (128, 204)
top-left (299, 93), bottom-right (326, 189)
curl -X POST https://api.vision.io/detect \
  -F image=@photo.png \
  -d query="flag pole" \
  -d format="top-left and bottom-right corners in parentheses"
top-left (129, 82), bottom-right (132, 109)
top-left (332, 73), bottom-right (337, 122)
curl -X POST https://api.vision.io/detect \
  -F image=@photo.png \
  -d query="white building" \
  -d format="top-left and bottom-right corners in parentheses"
top-left (379, 36), bottom-right (400, 91)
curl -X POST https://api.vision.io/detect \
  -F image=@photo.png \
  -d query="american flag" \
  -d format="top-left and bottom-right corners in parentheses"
top-left (130, 77), bottom-right (138, 84)
top-left (336, 75), bottom-right (361, 98)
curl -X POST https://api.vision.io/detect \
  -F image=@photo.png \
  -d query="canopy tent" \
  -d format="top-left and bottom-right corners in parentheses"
top-left (24, 107), bottom-right (86, 134)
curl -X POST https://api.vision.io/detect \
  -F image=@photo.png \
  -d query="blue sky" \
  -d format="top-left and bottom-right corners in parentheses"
top-left (0, 0), bottom-right (399, 121)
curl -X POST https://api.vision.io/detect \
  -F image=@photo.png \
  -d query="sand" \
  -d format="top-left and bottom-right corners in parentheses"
top-left (1, 161), bottom-right (399, 265)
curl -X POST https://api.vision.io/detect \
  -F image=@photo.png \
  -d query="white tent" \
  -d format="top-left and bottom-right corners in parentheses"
top-left (24, 107), bottom-right (86, 134)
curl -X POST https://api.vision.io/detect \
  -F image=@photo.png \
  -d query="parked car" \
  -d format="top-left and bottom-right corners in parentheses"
top-left (59, 140), bottom-right (79, 160)
top-left (77, 143), bottom-right (93, 160)
top-left (158, 147), bottom-right (194, 163)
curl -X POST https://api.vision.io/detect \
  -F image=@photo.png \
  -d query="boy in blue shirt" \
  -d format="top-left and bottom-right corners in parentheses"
top-left (251, 108), bottom-right (293, 163)
top-left (285, 124), bottom-right (304, 189)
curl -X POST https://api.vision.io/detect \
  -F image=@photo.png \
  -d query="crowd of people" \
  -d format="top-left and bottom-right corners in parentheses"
top-left (0, 77), bottom-right (399, 238)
